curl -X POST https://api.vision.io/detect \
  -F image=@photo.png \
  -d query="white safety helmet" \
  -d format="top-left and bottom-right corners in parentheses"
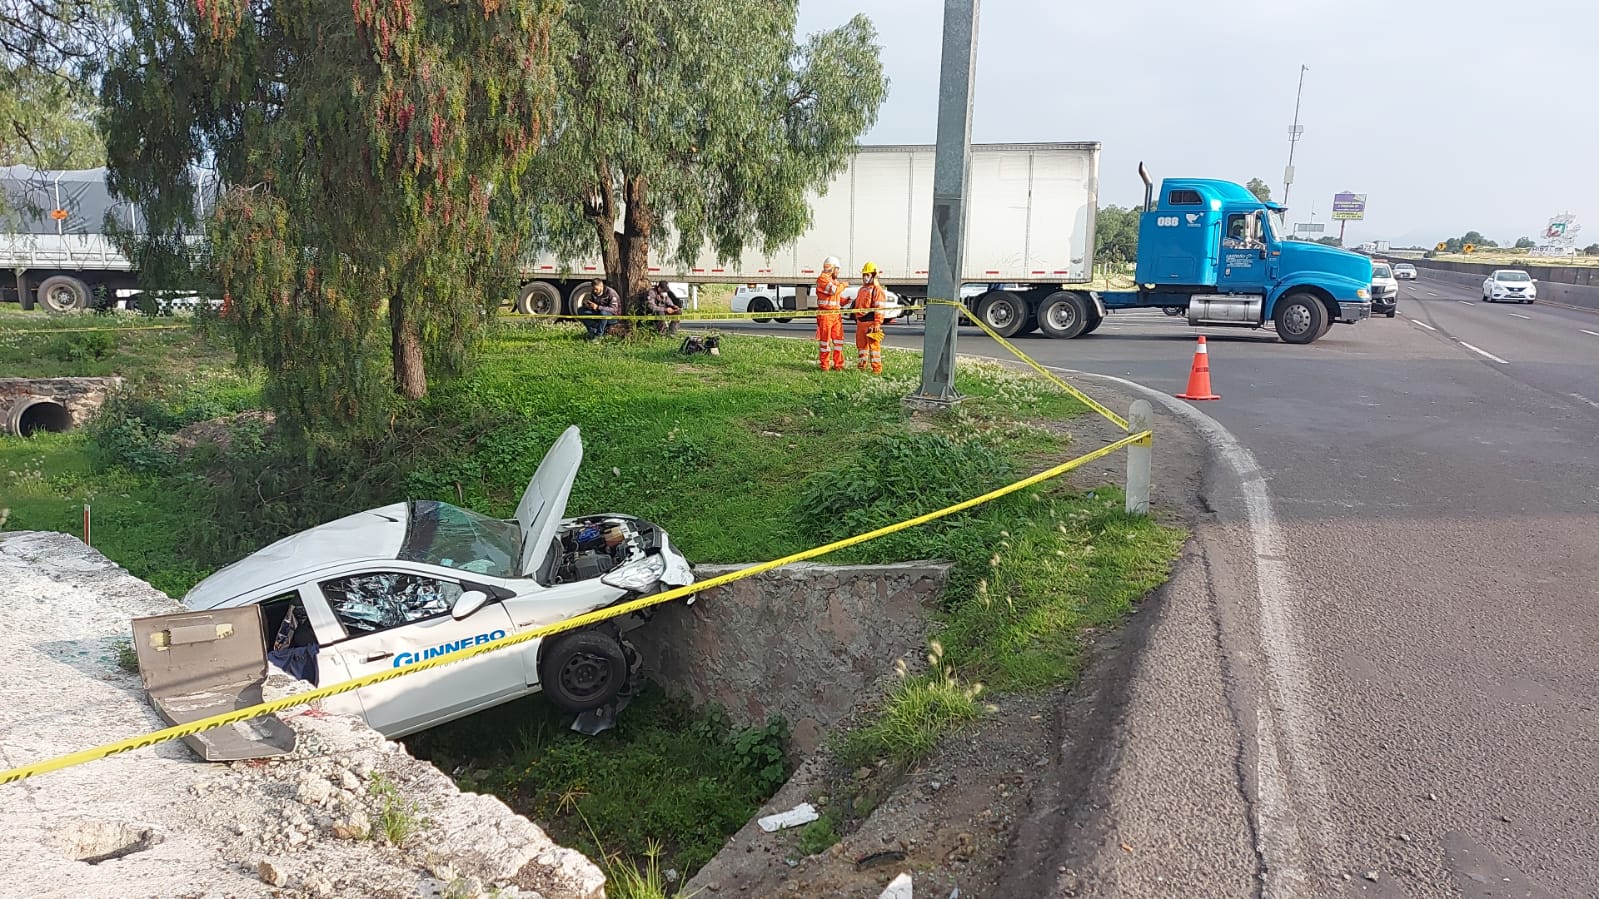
top-left (823, 256), bottom-right (841, 270)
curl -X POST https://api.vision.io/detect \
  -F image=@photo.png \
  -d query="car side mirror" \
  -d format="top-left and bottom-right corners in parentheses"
top-left (452, 590), bottom-right (490, 620)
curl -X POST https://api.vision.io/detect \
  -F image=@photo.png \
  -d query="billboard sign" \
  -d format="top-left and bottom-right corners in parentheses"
top-left (1332, 192), bottom-right (1367, 221)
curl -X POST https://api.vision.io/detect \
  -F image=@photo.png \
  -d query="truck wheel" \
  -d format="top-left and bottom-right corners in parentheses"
top-left (749, 298), bottom-right (775, 324)
top-left (975, 291), bottom-right (1027, 339)
top-left (1274, 292), bottom-right (1327, 345)
top-left (1082, 312), bottom-right (1104, 335)
top-left (37, 275), bottom-right (91, 313)
top-left (539, 630), bottom-right (628, 713)
top-left (517, 282), bottom-right (560, 316)
top-left (1162, 306), bottom-right (1183, 317)
top-left (1037, 291), bottom-right (1090, 339)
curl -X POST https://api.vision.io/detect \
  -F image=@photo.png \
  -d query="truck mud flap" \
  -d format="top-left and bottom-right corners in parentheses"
top-left (130, 606), bottom-right (297, 762)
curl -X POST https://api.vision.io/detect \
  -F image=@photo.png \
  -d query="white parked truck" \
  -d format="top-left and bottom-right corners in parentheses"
top-left (1, 166), bottom-right (142, 311)
top-left (512, 142), bottom-right (1102, 323)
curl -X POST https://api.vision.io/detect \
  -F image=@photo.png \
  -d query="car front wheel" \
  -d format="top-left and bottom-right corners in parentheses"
top-left (539, 630), bottom-right (629, 713)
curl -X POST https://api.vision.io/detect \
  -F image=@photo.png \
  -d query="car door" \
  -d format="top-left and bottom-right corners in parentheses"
top-left (1217, 211), bottom-right (1270, 295)
top-left (314, 568), bottom-right (524, 737)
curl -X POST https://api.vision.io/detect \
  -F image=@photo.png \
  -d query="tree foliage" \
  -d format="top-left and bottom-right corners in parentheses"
top-left (522, 0), bottom-right (888, 306)
top-left (1514, 236), bottom-right (1535, 249)
top-left (1441, 230), bottom-right (1498, 253)
top-left (101, 0), bottom-right (561, 435)
top-left (0, 66), bottom-right (103, 169)
top-left (1584, 243), bottom-right (1599, 256)
top-left (1315, 235), bottom-right (1342, 247)
top-left (1245, 177), bottom-right (1272, 203)
top-left (1095, 204), bottom-right (1138, 265)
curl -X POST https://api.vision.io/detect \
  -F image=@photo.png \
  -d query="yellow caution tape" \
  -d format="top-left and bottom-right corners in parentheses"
top-left (0, 429), bottom-right (1148, 786)
top-left (0, 325), bottom-right (191, 334)
top-left (928, 299), bottom-right (1130, 431)
top-left (517, 305), bottom-right (924, 323)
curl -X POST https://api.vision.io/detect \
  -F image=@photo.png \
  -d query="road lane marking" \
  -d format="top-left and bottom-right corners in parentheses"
top-left (1508, 312), bottom-right (1532, 320)
top-left (1458, 300), bottom-right (1473, 306)
top-left (1051, 366), bottom-right (1330, 896)
top-left (1428, 292), bottom-right (1440, 297)
top-left (1571, 393), bottom-right (1599, 411)
top-left (1582, 330), bottom-right (1599, 338)
top-left (1458, 341), bottom-right (1509, 364)
top-left (1410, 319), bottom-right (1437, 331)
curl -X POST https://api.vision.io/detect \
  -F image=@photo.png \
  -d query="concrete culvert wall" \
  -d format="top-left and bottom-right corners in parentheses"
top-left (630, 561), bottom-right (950, 755)
top-left (10, 397), bottom-right (73, 436)
top-left (0, 377), bottom-right (124, 436)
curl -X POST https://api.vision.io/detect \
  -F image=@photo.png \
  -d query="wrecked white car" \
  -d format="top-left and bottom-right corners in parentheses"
top-left (181, 426), bottom-right (694, 738)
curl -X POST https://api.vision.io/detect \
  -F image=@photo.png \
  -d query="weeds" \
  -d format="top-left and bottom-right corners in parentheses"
top-left (841, 641), bottom-right (988, 767)
top-left (369, 773), bottom-right (428, 847)
top-left (795, 812), bottom-right (840, 857)
top-left (113, 639), bottom-right (140, 674)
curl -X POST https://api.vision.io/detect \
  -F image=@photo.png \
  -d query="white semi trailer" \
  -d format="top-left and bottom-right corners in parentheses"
top-left (512, 142), bottom-right (1102, 332)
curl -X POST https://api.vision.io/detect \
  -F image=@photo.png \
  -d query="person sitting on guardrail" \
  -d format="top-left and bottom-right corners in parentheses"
top-left (581, 279), bottom-right (621, 340)
top-left (645, 281), bottom-right (683, 335)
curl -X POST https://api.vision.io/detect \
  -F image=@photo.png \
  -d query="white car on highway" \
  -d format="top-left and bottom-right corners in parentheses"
top-left (1481, 270), bottom-right (1537, 304)
top-left (1392, 263), bottom-right (1418, 280)
top-left (181, 426), bottom-right (695, 738)
top-left (732, 283), bottom-right (908, 323)
top-left (1370, 263), bottom-right (1399, 318)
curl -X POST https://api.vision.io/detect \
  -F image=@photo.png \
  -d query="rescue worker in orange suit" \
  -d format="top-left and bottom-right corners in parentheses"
top-left (814, 256), bottom-right (847, 371)
top-left (853, 262), bottom-right (887, 374)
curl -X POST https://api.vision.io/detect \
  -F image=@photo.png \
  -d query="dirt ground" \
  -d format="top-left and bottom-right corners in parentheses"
top-left (684, 377), bottom-right (1210, 898)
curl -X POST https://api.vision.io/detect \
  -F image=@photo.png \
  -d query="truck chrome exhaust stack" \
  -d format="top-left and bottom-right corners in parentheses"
top-left (1139, 162), bottom-right (1154, 213)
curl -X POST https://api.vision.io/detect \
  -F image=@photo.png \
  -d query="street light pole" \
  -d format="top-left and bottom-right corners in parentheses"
top-left (1283, 64), bottom-right (1308, 207)
top-left (909, 0), bottom-right (979, 407)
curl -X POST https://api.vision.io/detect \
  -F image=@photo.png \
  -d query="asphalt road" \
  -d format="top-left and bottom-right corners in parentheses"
top-left (706, 277), bottom-right (1599, 897)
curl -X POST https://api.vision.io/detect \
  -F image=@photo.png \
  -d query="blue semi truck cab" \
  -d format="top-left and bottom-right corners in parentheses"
top-left (1110, 171), bottom-right (1373, 343)
top-left (965, 165), bottom-right (1373, 345)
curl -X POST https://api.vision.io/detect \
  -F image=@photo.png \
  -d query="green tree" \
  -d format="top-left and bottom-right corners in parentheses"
top-left (1584, 243), bottom-right (1599, 256)
top-left (1315, 235), bottom-right (1342, 247)
top-left (1245, 178), bottom-right (1272, 203)
top-left (1442, 230), bottom-right (1498, 253)
top-left (521, 1), bottom-right (888, 305)
top-left (1513, 236), bottom-right (1535, 249)
top-left (100, 0), bottom-right (561, 433)
top-left (1095, 205), bottom-right (1139, 265)
top-left (0, 69), bottom-right (104, 169)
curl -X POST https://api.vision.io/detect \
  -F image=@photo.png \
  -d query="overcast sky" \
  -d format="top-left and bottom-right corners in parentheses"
top-left (797, 0), bottom-right (1596, 248)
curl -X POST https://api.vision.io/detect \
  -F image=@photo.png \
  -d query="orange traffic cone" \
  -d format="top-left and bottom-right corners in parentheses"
top-left (1176, 335), bottom-right (1221, 400)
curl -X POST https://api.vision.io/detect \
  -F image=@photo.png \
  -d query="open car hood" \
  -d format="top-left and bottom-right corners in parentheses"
top-left (515, 425), bottom-right (583, 577)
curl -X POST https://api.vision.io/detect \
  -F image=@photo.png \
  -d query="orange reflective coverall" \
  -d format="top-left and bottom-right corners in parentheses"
top-left (853, 281), bottom-right (886, 374)
top-left (815, 272), bottom-right (846, 371)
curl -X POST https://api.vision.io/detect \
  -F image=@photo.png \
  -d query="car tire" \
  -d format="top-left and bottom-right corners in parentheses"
top-left (1162, 306), bottom-right (1183, 317)
top-left (1386, 311), bottom-right (1396, 318)
top-left (750, 298), bottom-right (775, 324)
top-left (1273, 292), bottom-right (1327, 345)
top-left (539, 630), bottom-right (629, 714)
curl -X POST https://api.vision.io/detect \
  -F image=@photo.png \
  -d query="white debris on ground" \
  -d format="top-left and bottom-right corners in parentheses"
top-left (0, 531), bottom-right (606, 899)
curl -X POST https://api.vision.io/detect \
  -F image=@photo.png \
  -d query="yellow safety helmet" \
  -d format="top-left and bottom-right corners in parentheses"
top-left (861, 261), bottom-right (878, 275)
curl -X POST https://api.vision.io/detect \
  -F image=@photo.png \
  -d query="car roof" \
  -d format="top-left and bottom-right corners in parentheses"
top-left (183, 502), bottom-right (410, 609)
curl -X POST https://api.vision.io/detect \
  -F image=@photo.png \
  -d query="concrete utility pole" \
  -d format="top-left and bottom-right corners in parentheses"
top-left (909, 0), bottom-right (979, 407)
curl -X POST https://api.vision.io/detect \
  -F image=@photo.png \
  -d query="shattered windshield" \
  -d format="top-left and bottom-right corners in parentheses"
top-left (400, 501), bottom-right (522, 577)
